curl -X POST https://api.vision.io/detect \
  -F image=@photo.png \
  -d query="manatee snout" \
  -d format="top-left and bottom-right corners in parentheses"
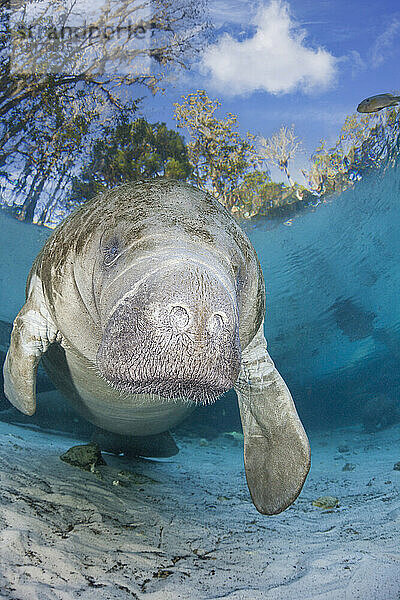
top-left (97, 267), bottom-right (241, 404)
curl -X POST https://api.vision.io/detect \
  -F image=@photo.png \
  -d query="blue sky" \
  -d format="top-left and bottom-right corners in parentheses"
top-left (139, 0), bottom-right (400, 184)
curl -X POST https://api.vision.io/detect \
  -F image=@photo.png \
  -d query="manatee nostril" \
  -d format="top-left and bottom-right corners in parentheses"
top-left (208, 312), bottom-right (224, 335)
top-left (169, 305), bottom-right (189, 329)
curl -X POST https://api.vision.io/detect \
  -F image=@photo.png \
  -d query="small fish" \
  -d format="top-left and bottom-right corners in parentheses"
top-left (357, 93), bottom-right (400, 113)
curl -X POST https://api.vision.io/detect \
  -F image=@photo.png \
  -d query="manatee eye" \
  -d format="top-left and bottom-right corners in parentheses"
top-left (103, 238), bottom-right (120, 267)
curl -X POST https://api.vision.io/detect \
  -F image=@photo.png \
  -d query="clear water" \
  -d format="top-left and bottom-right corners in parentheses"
top-left (244, 164), bottom-right (400, 432)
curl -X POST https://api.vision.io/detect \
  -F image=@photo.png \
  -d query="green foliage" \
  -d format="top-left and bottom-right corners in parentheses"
top-left (173, 91), bottom-right (310, 220)
top-left (173, 90), bottom-right (263, 209)
top-left (68, 115), bottom-right (192, 205)
top-left (231, 171), bottom-right (284, 218)
top-left (307, 139), bottom-right (348, 194)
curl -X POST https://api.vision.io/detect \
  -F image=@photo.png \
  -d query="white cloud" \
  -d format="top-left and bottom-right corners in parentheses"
top-left (371, 19), bottom-right (400, 68)
top-left (201, 0), bottom-right (337, 96)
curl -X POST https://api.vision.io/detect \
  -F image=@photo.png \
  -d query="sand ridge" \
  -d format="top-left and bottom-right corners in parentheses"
top-left (0, 416), bottom-right (399, 599)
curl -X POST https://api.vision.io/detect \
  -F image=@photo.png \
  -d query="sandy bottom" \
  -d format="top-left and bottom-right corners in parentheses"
top-left (0, 410), bottom-right (399, 599)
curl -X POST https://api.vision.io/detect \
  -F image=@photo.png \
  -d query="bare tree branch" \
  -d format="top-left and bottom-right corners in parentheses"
top-left (258, 125), bottom-right (302, 186)
top-left (0, 0), bottom-right (209, 221)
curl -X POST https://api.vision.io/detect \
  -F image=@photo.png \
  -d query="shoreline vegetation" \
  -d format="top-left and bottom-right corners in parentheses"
top-left (1, 87), bottom-right (399, 228)
top-left (1, 1), bottom-right (400, 228)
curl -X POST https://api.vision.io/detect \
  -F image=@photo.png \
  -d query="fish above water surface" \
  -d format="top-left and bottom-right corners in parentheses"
top-left (357, 93), bottom-right (400, 113)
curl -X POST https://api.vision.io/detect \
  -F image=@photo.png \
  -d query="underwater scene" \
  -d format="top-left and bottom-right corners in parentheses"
top-left (1, 0), bottom-right (400, 598)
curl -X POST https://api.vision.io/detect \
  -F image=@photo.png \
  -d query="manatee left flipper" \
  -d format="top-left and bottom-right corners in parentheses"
top-left (234, 321), bottom-right (311, 515)
top-left (3, 276), bottom-right (59, 416)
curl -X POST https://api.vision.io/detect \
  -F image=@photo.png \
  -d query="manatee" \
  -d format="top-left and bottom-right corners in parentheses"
top-left (3, 179), bottom-right (310, 515)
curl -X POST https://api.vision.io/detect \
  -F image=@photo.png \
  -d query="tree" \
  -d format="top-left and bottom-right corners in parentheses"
top-left (307, 139), bottom-right (348, 194)
top-left (258, 125), bottom-right (302, 186)
top-left (0, 0), bottom-right (209, 222)
top-left (231, 170), bottom-right (285, 218)
top-left (67, 115), bottom-right (192, 210)
top-left (173, 90), bottom-right (263, 209)
top-left (1, 82), bottom-right (112, 223)
top-left (307, 109), bottom-right (400, 195)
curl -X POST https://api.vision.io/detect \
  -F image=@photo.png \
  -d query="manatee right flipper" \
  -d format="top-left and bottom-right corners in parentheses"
top-left (234, 321), bottom-right (310, 515)
top-left (92, 428), bottom-right (179, 458)
top-left (3, 275), bottom-right (59, 416)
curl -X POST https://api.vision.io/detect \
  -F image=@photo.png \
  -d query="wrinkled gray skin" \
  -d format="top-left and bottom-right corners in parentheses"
top-left (3, 180), bottom-right (310, 515)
